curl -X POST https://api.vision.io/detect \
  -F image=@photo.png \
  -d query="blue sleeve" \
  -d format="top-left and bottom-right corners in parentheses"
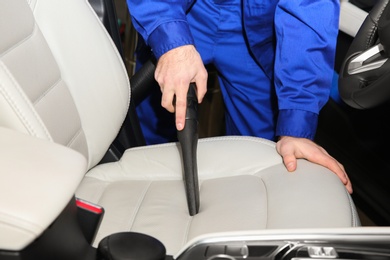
top-left (274, 0), bottom-right (340, 139)
top-left (126, 0), bottom-right (195, 59)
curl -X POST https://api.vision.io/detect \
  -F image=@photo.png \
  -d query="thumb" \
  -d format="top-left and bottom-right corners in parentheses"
top-left (282, 154), bottom-right (297, 172)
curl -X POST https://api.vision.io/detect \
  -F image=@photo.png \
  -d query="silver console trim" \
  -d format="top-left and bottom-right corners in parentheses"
top-left (175, 228), bottom-right (390, 259)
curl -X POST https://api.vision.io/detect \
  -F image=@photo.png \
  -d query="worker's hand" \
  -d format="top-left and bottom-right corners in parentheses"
top-left (155, 45), bottom-right (208, 131)
top-left (276, 136), bottom-right (353, 194)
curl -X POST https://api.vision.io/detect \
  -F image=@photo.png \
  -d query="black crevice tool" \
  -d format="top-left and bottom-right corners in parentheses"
top-left (177, 83), bottom-right (200, 216)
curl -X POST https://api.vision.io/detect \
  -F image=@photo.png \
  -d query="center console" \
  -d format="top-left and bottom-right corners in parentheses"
top-left (174, 228), bottom-right (390, 260)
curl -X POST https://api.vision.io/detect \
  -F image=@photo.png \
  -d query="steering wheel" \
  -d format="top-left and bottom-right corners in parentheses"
top-left (339, 0), bottom-right (390, 109)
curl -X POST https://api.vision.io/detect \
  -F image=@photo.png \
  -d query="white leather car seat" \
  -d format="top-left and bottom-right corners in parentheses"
top-left (0, 0), bottom-right (360, 256)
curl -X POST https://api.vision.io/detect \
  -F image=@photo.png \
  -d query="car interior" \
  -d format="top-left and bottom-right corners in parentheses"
top-left (316, 0), bottom-right (390, 226)
top-left (0, 0), bottom-right (389, 260)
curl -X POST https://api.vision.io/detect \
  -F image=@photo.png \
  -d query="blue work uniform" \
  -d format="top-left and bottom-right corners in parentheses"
top-left (126, 0), bottom-right (340, 144)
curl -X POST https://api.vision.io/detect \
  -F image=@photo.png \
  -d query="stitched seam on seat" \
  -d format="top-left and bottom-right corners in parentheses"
top-left (123, 136), bottom-right (276, 153)
top-left (181, 179), bottom-right (202, 248)
top-left (32, 77), bottom-right (85, 151)
top-left (259, 177), bottom-right (269, 229)
top-left (94, 181), bottom-right (110, 206)
top-left (0, 81), bottom-right (36, 136)
top-left (0, 208), bottom-right (41, 229)
top-left (182, 214), bottom-right (193, 248)
top-left (66, 128), bottom-right (84, 148)
top-left (200, 136), bottom-right (276, 148)
top-left (0, 61), bottom-right (51, 140)
top-left (32, 77), bottom-right (61, 105)
top-left (345, 190), bottom-right (360, 226)
top-left (0, 220), bottom-right (35, 234)
top-left (250, 163), bottom-right (285, 178)
top-left (91, 180), bottom-right (111, 242)
top-left (125, 181), bottom-right (153, 231)
top-left (0, 16), bottom-right (38, 59)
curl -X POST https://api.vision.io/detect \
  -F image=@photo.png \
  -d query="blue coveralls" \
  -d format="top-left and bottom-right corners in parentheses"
top-left (126, 0), bottom-right (340, 145)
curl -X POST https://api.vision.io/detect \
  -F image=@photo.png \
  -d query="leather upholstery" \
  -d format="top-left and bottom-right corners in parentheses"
top-left (339, 0), bottom-right (368, 37)
top-left (0, 127), bottom-right (87, 251)
top-left (0, 0), bottom-right (360, 255)
top-left (77, 137), bottom-right (359, 254)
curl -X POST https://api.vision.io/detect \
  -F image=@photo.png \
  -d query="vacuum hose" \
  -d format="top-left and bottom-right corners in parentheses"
top-left (177, 83), bottom-right (200, 216)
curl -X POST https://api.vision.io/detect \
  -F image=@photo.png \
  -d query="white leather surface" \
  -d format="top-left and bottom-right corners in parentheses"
top-left (31, 0), bottom-right (130, 169)
top-left (0, 0), bottom-right (52, 141)
top-left (76, 136), bottom-right (358, 255)
top-left (0, 0), bottom-right (89, 159)
top-left (0, 127), bottom-right (87, 250)
top-left (340, 0), bottom-right (368, 37)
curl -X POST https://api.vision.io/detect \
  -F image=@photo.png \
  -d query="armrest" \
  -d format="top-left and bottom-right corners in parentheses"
top-left (0, 127), bottom-right (87, 251)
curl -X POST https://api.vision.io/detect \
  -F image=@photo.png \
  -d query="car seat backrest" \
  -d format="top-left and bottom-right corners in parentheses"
top-left (0, 1), bottom-right (56, 142)
top-left (0, 0), bottom-right (130, 169)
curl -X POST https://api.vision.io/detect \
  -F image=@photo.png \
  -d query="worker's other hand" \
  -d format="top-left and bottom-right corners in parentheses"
top-left (276, 136), bottom-right (353, 194)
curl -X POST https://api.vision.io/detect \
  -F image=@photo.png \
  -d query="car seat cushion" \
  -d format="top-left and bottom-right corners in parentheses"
top-left (76, 136), bottom-right (358, 255)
